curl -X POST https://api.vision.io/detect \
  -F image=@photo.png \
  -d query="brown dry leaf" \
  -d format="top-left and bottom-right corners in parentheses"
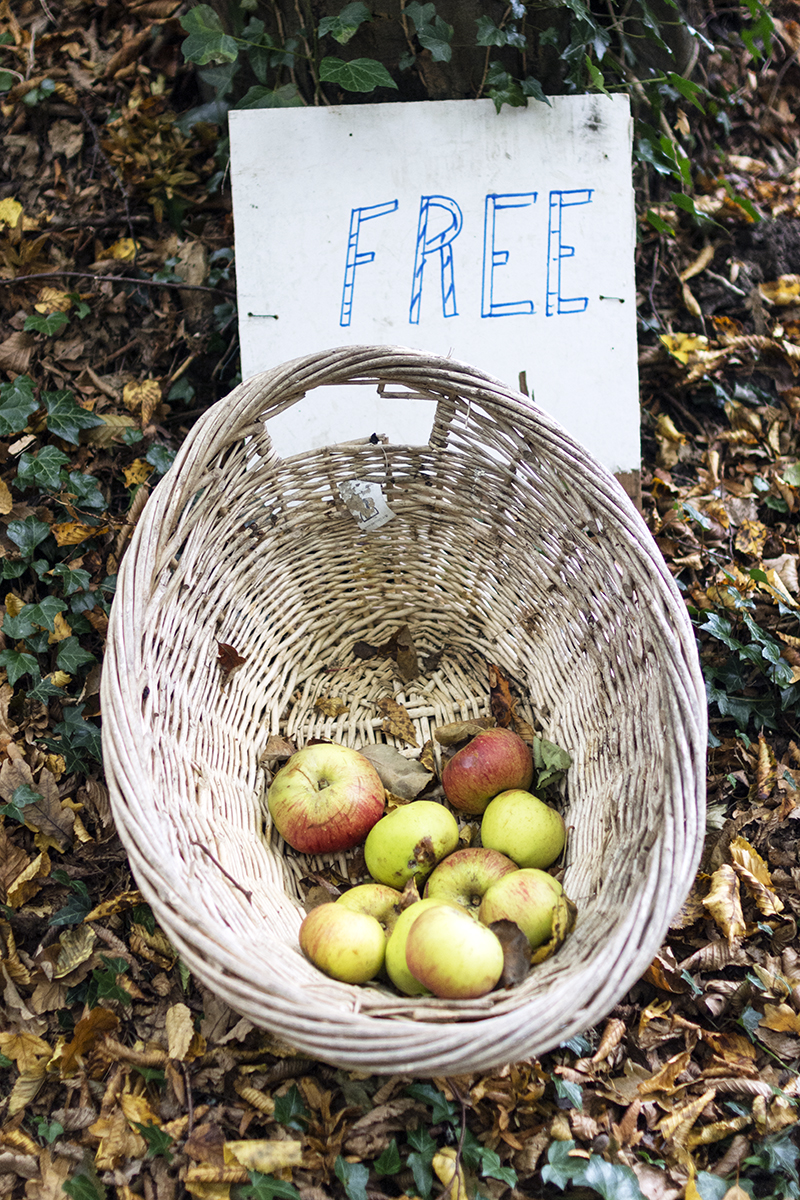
top-left (530, 892), bottom-right (577, 964)
top-left (34, 287), bottom-right (73, 315)
top-left (260, 734), bottom-right (297, 763)
top-left (119, 1090), bottom-right (160, 1129)
top-left (217, 641), bottom-right (247, 682)
top-left (489, 663), bottom-right (517, 727)
top-left (10, 768), bottom-right (74, 852)
top-left (489, 919), bottom-right (531, 988)
top-left (729, 835), bottom-right (784, 915)
top-left (434, 718), bottom-right (494, 745)
top-left (702, 864), bottom-right (747, 945)
top-left (54, 924), bottom-right (97, 978)
top-left (0, 477), bottom-right (13, 515)
top-left (88, 1105), bottom-right (148, 1170)
top-left (0, 330), bottom-right (34, 374)
top-left (420, 738), bottom-right (436, 773)
top-left (643, 948), bottom-right (691, 994)
top-left (122, 458), bottom-right (153, 488)
top-left (432, 1147), bottom-right (468, 1200)
top-left (682, 280), bottom-right (702, 319)
top-left (166, 1001), bottom-right (206, 1061)
top-left (24, 1147), bottom-right (72, 1200)
top-left (84, 413), bottom-right (139, 445)
top-left (680, 243), bottom-right (716, 282)
top-left (82, 889), bottom-right (144, 922)
top-left (376, 695), bottom-right (418, 746)
top-left (223, 1139), bottom-right (303, 1173)
top-left (352, 625), bottom-right (419, 681)
top-left (60, 1006), bottom-right (119, 1075)
top-left (0, 1029), bottom-right (53, 1072)
top-left (0, 826), bottom-right (29, 902)
top-left (658, 1087), bottom-right (716, 1142)
top-left (47, 611), bottom-right (72, 644)
top-left (8, 1063), bottom-right (49, 1116)
top-left (314, 696), bottom-right (349, 718)
top-left (591, 1018), bottom-right (626, 1063)
top-left (637, 1050), bottom-right (692, 1096)
top-left (357, 743), bottom-right (432, 799)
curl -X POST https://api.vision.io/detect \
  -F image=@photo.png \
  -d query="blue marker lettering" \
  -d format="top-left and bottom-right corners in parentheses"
top-left (340, 200), bottom-right (399, 327)
top-left (409, 195), bottom-right (463, 324)
top-left (546, 189), bottom-right (593, 316)
top-left (481, 193), bottom-right (536, 318)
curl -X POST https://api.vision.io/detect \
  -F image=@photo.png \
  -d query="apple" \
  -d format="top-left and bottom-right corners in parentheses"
top-left (442, 727), bottom-right (533, 814)
top-left (299, 902), bottom-right (385, 984)
top-left (480, 789), bottom-right (566, 869)
top-left (478, 869), bottom-right (563, 949)
top-left (364, 801), bottom-right (459, 889)
top-left (385, 898), bottom-right (460, 996)
top-left (423, 847), bottom-right (518, 911)
top-left (405, 904), bottom-right (505, 999)
top-left (336, 882), bottom-right (404, 938)
top-left (267, 742), bottom-right (385, 854)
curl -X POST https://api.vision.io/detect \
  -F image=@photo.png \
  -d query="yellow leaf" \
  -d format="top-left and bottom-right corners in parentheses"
top-left (655, 413), bottom-right (686, 444)
top-left (119, 1091), bottom-right (160, 1129)
top-left (166, 1001), bottom-right (204, 1061)
top-left (759, 275), bottom-right (800, 306)
top-left (658, 1087), bottom-right (716, 1142)
top-left (48, 671), bottom-right (72, 689)
top-left (5, 593), bottom-right (25, 618)
top-left (123, 378), bottom-right (162, 420)
top-left (702, 864), bottom-right (747, 945)
top-left (54, 924), bottom-right (97, 977)
top-left (34, 287), bottom-right (73, 315)
top-left (47, 611), bottom-right (72, 644)
top-left (89, 1106), bottom-right (147, 1170)
top-left (223, 1139), bottom-right (303, 1174)
top-left (84, 413), bottom-right (139, 445)
top-left (7, 850), bottom-right (51, 908)
top-left (105, 238), bottom-right (140, 261)
top-left (682, 280), bottom-right (702, 319)
top-left (660, 332), bottom-right (709, 365)
top-left (762, 567), bottom-right (800, 609)
top-left (760, 1003), bottom-right (800, 1035)
top-left (680, 243), bottom-right (716, 282)
top-left (123, 457), bottom-right (154, 488)
top-left (0, 198), bottom-right (23, 229)
top-left (52, 521), bottom-right (108, 546)
top-left (0, 1030), bottom-right (53, 1072)
top-left (729, 836), bottom-right (784, 916)
top-left (433, 1147), bottom-right (468, 1200)
top-left (0, 478), bottom-right (12, 515)
top-left (734, 519), bottom-right (769, 559)
top-left (8, 1063), bottom-right (48, 1115)
top-left (83, 889), bottom-right (144, 922)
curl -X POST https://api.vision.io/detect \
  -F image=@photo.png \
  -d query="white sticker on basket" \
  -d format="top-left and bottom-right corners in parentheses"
top-left (338, 480), bottom-right (396, 531)
top-left (230, 96), bottom-right (639, 477)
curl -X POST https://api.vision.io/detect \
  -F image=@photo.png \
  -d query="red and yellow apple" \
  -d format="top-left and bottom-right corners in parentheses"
top-left (335, 882), bottom-right (403, 938)
top-left (479, 869), bottom-right (562, 949)
top-left (442, 727), bottom-right (533, 814)
top-left (268, 742), bottom-right (385, 854)
top-left (423, 847), bottom-right (518, 911)
top-left (299, 902), bottom-right (385, 984)
top-left (405, 903), bottom-right (505, 999)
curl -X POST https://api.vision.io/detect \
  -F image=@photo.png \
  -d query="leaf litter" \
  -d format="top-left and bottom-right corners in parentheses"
top-left (1, 4), bottom-right (800, 1200)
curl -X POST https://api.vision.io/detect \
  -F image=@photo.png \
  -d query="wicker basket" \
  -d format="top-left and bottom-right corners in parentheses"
top-left (101, 345), bottom-right (706, 1077)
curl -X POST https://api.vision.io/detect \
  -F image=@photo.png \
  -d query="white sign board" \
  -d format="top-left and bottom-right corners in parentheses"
top-left (230, 95), bottom-right (639, 475)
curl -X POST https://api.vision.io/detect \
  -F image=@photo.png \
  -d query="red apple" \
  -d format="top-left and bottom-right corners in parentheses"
top-left (478, 869), bottom-right (562, 949)
top-left (268, 742), bottom-right (385, 854)
top-left (423, 847), bottom-right (518, 911)
top-left (299, 902), bottom-right (385, 984)
top-left (442, 727), bottom-right (533, 814)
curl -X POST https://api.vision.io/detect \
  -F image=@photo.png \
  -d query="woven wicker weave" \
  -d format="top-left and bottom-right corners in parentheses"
top-left (101, 345), bottom-right (706, 1076)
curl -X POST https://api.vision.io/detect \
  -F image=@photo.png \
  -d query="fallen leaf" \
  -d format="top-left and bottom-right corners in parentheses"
top-left (52, 521), bottom-right (108, 546)
top-left (34, 287), bottom-right (73, 315)
top-left (660, 332), bottom-right (709, 364)
top-left (489, 663), bottom-right (516, 727)
top-left (7, 850), bottom-right (51, 908)
top-left (376, 695), bottom-right (418, 746)
top-left (352, 624), bottom-right (419, 681)
top-left (122, 458), bottom-right (154, 488)
top-left (432, 1146), bottom-right (468, 1200)
top-left (0, 198), bottom-right (23, 228)
top-left (223, 1139), bottom-right (303, 1173)
top-left (105, 238), bottom-right (140, 261)
top-left (680, 243), bottom-right (716, 281)
top-left (702, 864), bottom-right (747, 945)
top-left (60, 1006), bottom-right (119, 1075)
top-left (54, 924), bottom-right (97, 978)
top-left (759, 275), bottom-right (800, 305)
top-left (314, 696), bottom-right (349, 718)
top-left (166, 1001), bottom-right (205, 1061)
top-left (357, 743), bottom-right (432, 799)
top-left (434, 718), bottom-right (495, 745)
top-left (217, 641), bottom-right (247, 682)
top-left (760, 1002), bottom-right (800, 1035)
top-left (489, 918), bottom-right (531, 988)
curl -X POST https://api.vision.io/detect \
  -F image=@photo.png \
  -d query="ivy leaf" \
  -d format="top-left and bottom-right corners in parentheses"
top-left (56, 637), bottom-right (96, 674)
top-left (407, 1125), bottom-right (437, 1200)
top-left (44, 389), bottom-right (103, 445)
top-left (405, 1082), bottom-right (458, 1124)
top-left (27, 674), bottom-right (69, 702)
top-left (667, 70), bottom-right (706, 111)
top-left (542, 1141), bottom-right (646, 1200)
top-left (131, 1122), bottom-right (174, 1162)
top-left (319, 3), bottom-right (372, 44)
top-left (180, 4), bottom-right (238, 65)
top-left (63, 471), bottom-right (107, 511)
top-left (17, 445), bottom-right (70, 491)
top-left (319, 56), bottom-right (397, 92)
top-left (476, 15), bottom-right (506, 46)
top-left (0, 375), bottom-right (38, 436)
top-left (334, 1158), bottom-right (369, 1200)
top-left (50, 880), bottom-right (93, 927)
top-left (2, 606), bottom-right (37, 639)
top-left (273, 1084), bottom-right (309, 1131)
top-left (416, 14), bottom-right (453, 62)
top-left (0, 783), bottom-right (43, 821)
top-left (145, 444), bottom-right (177, 475)
top-left (26, 596), bottom-right (67, 632)
top-left (405, 2), bottom-right (435, 31)
top-left (23, 311), bottom-right (70, 336)
top-left (234, 83), bottom-right (304, 109)
top-left (7, 514), bottom-right (51, 557)
top-left (49, 562), bottom-right (92, 596)
top-left (240, 1175), bottom-right (301, 1200)
top-left (485, 64), bottom-right (526, 112)
top-left (522, 75), bottom-right (552, 106)
top-left (585, 55), bottom-right (610, 94)
top-left (0, 648), bottom-right (39, 685)
top-left (63, 1169), bottom-right (107, 1200)
top-left (374, 1139), bottom-right (402, 1176)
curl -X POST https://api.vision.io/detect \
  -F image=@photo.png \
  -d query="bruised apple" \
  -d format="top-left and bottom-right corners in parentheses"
top-left (364, 801), bottom-right (459, 889)
top-left (479, 869), bottom-right (562, 949)
top-left (268, 742), bottom-right (385, 854)
top-left (480, 789), bottom-right (566, 869)
top-left (423, 847), bottom-right (518, 911)
top-left (299, 902), bottom-right (385, 984)
top-left (405, 904), bottom-right (505, 999)
top-left (442, 727), bottom-right (533, 814)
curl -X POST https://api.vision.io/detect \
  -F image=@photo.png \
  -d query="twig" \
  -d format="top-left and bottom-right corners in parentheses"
top-left (78, 102), bottom-right (140, 267)
top-left (0, 269), bottom-right (232, 295)
top-left (437, 1081), bottom-right (468, 1200)
top-left (705, 269), bottom-right (748, 298)
top-left (189, 840), bottom-right (253, 902)
top-left (182, 1063), bottom-right (195, 1136)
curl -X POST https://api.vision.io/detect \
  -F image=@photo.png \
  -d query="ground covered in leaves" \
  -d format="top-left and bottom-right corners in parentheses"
top-left (1, 2), bottom-right (800, 1199)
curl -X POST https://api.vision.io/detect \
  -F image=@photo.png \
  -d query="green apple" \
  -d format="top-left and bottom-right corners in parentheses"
top-left (364, 801), bottom-right (459, 889)
top-left (335, 882), bottom-right (404, 938)
top-left (478, 869), bottom-right (562, 949)
top-left (299, 902), bottom-right (385, 984)
top-left (480, 789), bottom-right (566, 869)
top-left (405, 904), bottom-right (505, 999)
top-left (423, 847), bottom-right (518, 911)
top-left (385, 898), bottom-right (459, 996)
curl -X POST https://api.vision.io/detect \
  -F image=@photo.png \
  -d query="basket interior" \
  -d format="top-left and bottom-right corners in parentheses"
top-left (103, 351), bottom-right (705, 1074)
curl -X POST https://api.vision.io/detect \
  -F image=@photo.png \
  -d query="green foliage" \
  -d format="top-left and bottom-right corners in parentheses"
top-left (405, 1081), bottom-right (458, 1124)
top-left (319, 3), bottom-right (371, 45)
top-left (0, 376), bottom-right (38, 435)
top-left (67, 955), bottom-right (131, 1009)
top-left (43, 389), bottom-right (103, 445)
top-left (131, 1121), bottom-right (174, 1162)
top-left (406, 1124), bottom-right (437, 1199)
top-left (319, 57), bottom-right (397, 92)
top-left (30, 1115), bottom-right (64, 1144)
top-left (0, 783), bottom-right (44, 822)
top-left (373, 1139), bottom-right (402, 1175)
top-left (273, 1083), bottom-right (309, 1131)
top-left (180, 5), bottom-right (238, 65)
top-left (542, 1139), bottom-right (647, 1200)
top-left (334, 1157), bottom-right (369, 1200)
top-left (742, 1129), bottom-right (800, 1199)
top-left (49, 873), bottom-right (93, 927)
top-left (63, 1167), bottom-right (107, 1200)
top-left (23, 310), bottom-right (69, 336)
top-left (237, 1174), bottom-right (300, 1200)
